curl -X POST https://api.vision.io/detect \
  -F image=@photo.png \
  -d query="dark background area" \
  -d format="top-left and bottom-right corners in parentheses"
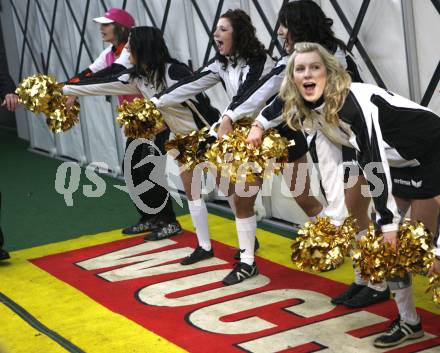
top-left (0, 14), bottom-right (17, 129)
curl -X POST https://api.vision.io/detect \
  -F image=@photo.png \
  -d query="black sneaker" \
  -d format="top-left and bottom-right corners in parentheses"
top-left (343, 286), bottom-right (390, 308)
top-left (0, 249), bottom-right (10, 261)
top-left (222, 262), bottom-right (258, 286)
top-left (374, 316), bottom-right (424, 348)
top-left (331, 283), bottom-right (366, 305)
top-left (122, 219), bottom-right (158, 235)
top-left (234, 237), bottom-right (260, 260)
top-left (180, 246), bottom-right (214, 265)
top-left (144, 221), bottom-right (182, 241)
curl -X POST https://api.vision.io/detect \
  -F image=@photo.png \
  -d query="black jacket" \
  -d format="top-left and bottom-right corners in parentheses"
top-left (0, 69), bottom-right (15, 100)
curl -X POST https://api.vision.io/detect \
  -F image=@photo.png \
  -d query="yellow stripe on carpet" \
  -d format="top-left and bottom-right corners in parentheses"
top-left (0, 229), bottom-right (187, 353)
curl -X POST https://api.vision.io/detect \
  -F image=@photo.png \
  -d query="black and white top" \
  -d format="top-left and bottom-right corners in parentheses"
top-left (63, 62), bottom-right (220, 135)
top-left (150, 54), bottom-right (276, 119)
top-left (223, 47), bottom-right (358, 225)
top-left (265, 83), bottom-right (440, 232)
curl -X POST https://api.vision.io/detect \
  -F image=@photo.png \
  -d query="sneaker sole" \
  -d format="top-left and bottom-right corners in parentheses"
top-left (330, 285), bottom-right (366, 305)
top-left (145, 230), bottom-right (183, 241)
top-left (373, 331), bottom-right (424, 348)
top-left (180, 253), bottom-right (214, 266)
top-left (343, 295), bottom-right (389, 308)
top-left (122, 226), bottom-right (158, 235)
top-left (222, 269), bottom-right (259, 286)
top-left (122, 229), bottom-right (154, 236)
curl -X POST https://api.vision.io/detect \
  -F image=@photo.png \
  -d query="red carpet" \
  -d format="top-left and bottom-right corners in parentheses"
top-left (31, 230), bottom-right (440, 353)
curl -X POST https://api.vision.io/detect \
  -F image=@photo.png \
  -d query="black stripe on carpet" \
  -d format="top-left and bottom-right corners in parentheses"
top-left (0, 292), bottom-right (85, 353)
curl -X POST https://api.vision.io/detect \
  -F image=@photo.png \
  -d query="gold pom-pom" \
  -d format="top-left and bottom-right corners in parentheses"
top-left (397, 221), bottom-right (434, 275)
top-left (291, 216), bottom-right (358, 272)
top-left (352, 220), bottom-right (434, 284)
top-left (352, 224), bottom-right (396, 283)
top-left (45, 96), bottom-right (80, 133)
top-left (15, 74), bottom-right (80, 132)
top-left (204, 119), bottom-right (294, 183)
top-left (165, 127), bottom-right (211, 170)
top-left (116, 98), bottom-right (163, 139)
top-left (426, 273), bottom-right (440, 305)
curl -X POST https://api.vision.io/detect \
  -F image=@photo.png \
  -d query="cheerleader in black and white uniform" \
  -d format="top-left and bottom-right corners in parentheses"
top-left (150, 9), bottom-right (276, 285)
top-left (62, 26), bottom-right (220, 241)
top-left (66, 8), bottom-right (181, 239)
top-left (277, 41), bottom-right (440, 348)
top-left (237, 0), bottom-right (391, 308)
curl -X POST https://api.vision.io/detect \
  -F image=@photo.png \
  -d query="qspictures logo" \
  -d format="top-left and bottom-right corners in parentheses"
top-left (54, 139), bottom-right (389, 213)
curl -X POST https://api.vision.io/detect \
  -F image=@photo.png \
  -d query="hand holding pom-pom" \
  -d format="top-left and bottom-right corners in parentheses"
top-left (116, 98), bottom-right (163, 139)
top-left (15, 74), bottom-right (80, 132)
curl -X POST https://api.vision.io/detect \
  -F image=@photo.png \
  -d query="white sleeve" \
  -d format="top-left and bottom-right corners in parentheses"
top-left (154, 62), bottom-right (220, 108)
top-left (359, 104), bottom-right (400, 232)
top-left (255, 95), bottom-right (285, 129)
top-left (114, 47), bottom-right (133, 69)
top-left (88, 47), bottom-right (111, 73)
top-left (314, 131), bottom-right (348, 225)
top-left (63, 76), bottom-right (140, 97)
top-left (225, 62), bottom-right (286, 122)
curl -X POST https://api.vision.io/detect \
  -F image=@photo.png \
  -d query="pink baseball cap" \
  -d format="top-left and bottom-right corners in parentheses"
top-left (93, 8), bottom-right (135, 28)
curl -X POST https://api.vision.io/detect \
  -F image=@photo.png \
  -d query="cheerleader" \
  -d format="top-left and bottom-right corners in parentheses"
top-left (62, 26), bottom-right (219, 242)
top-left (238, 0), bottom-right (390, 308)
top-left (150, 9), bottom-right (275, 285)
top-left (277, 41), bottom-right (440, 348)
top-left (66, 8), bottom-right (181, 239)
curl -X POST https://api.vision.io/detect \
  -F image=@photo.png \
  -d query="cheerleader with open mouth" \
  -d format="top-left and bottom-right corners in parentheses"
top-left (150, 9), bottom-right (277, 285)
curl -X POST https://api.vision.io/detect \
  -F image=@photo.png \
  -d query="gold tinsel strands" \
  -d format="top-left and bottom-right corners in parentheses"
top-left (15, 74), bottom-right (80, 132)
top-left (426, 273), bottom-right (440, 305)
top-left (116, 98), bottom-right (163, 139)
top-left (291, 216), bottom-right (358, 272)
top-left (204, 119), bottom-right (294, 183)
top-left (352, 220), bottom-right (434, 284)
top-left (352, 224), bottom-right (396, 284)
top-left (165, 127), bottom-right (210, 170)
top-left (397, 220), bottom-right (434, 275)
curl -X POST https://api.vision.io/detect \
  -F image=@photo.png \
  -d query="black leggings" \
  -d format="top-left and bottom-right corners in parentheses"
top-left (124, 129), bottom-right (176, 222)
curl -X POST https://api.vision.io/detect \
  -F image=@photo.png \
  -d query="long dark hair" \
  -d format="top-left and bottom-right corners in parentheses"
top-left (215, 9), bottom-right (267, 68)
top-left (113, 23), bottom-right (130, 45)
top-left (278, 0), bottom-right (347, 54)
top-left (129, 26), bottom-right (178, 90)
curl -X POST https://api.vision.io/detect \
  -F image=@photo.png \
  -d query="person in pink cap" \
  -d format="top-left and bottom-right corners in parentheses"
top-left (66, 9), bottom-right (181, 238)
top-left (67, 8), bottom-right (134, 84)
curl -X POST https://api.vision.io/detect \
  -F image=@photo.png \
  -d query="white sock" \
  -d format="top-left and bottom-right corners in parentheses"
top-left (188, 199), bottom-right (211, 251)
top-left (353, 229), bottom-right (368, 286)
top-left (226, 195), bottom-right (236, 216)
top-left (309, 208), bottom-right (325, 223)
top-left (368, 281), bottom-right (388, 292)
top-left (309, 215), bottom-right (318, 223)
top-left (236, 215), bottom-right (257, 266)
top-left (394, 286), bottom-right (419, 325)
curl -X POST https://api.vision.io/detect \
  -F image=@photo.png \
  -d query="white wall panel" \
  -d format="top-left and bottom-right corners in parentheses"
top-left (2, 0), bottom-right (439, 224)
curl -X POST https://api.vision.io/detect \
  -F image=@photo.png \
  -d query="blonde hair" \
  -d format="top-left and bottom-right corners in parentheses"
top-left (280, 42), bottom-right (351, 130)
